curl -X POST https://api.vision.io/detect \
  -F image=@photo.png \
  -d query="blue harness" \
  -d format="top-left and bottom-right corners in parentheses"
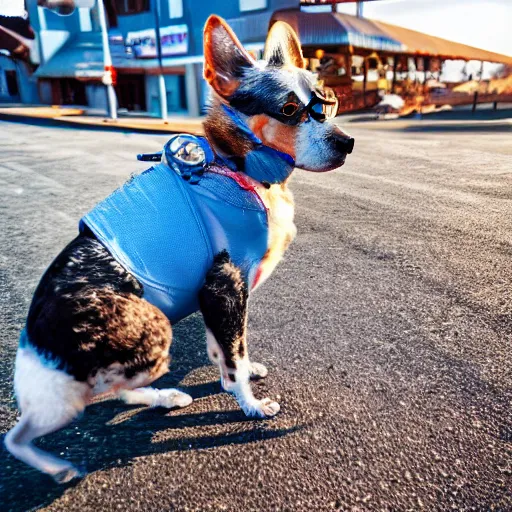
top-left (80, 129), bottom-right (292, 323)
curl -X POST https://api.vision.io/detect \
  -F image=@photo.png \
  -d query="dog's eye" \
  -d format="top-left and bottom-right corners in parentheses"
top-left (281, 102), bottom-right (299, 117)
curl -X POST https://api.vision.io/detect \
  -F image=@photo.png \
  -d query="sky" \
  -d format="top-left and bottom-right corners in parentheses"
top-left (2, 0), bottom-right (511, 57)
top-left (1, 0), bottom-right (511, 59)
top-left (337, 0), bottom-right (512, 57)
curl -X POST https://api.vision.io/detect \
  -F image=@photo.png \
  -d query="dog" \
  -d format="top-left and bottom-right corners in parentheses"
top-left (4, 15), bottom-right (354, 483)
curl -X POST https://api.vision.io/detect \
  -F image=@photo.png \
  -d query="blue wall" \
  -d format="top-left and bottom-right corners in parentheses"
top-left (115, 0), bottom-right (298, 57)
top-left (0, 55), bottom-right (39, 104)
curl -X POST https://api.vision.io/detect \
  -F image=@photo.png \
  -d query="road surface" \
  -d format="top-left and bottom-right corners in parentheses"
top-left (1, 120), bottom-right (511, 511)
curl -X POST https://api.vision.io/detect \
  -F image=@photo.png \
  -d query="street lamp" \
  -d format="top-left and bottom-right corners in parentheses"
top-left (154, 0), bottom-right (168, 120)
top-left (97, 0), bottom-right (117, 120)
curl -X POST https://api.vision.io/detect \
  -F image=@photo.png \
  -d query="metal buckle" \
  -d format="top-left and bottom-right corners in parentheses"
top-left (164, 134), bottom-right (215, 184)
top-left (137, 151), bottom-right (163, 162)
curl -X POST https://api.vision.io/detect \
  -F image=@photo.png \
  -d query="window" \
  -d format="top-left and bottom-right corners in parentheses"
top-left (169, 0), bottom-right (183, 19)
top-left (105, 0), bottom-right (118, 27)
top-left (5, 71), bottom-right (19, 97)
top-left (239, 0), bottom-right (267, 12)
top-left (115, 0), bottom-right (149, 16)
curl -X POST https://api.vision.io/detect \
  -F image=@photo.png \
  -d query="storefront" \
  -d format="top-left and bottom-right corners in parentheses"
top-left (33, 29), bottom-right (201, 115)
top-left (270, 8), bottom-right (512, 113)
top-left (270, 8), bottom-right (402, 113)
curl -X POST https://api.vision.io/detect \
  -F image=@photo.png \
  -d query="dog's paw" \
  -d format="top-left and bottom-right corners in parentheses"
top-left (258, 398), bottom-right (280, 417)
top-left (155, 389), bottom-right (193, 409)
top-left (249, 362), bottom-right (268, 380)
top-left (120, 387), bottom-right (193, 409)
top-left (242, 397), bottom-right (280, 418)
top-left (52, 465), bottom-right (84, 484)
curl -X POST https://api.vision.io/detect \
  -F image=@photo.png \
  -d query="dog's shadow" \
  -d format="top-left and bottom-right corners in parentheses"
top-left (2, 315), bottom-right (298, 512)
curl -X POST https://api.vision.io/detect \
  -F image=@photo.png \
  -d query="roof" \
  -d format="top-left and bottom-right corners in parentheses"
top-left (372, 19), bottom-right (512, 64)
top-left (333, 13), bottom-right (403, 52)
top-left (225, 11), bottom-right (274, 45)
top-left (270, 9), bottom-right (402, 51)
top-left (271, 9), bottom-right (512, 64)
top-left (34, 31), bottom-right (202, 79)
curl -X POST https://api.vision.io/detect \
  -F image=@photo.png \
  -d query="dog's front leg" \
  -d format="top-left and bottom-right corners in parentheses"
top-left (199, 251), bottom-right (280, 418)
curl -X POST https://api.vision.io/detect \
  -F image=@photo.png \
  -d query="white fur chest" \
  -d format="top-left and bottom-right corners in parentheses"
top-left (253, 182), bottom-right (296, 289)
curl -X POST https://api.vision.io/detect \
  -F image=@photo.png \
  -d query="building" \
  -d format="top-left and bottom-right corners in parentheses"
top-left (0, 13), bottom-right (39, 103)
top-left (271, 5), bottom-right (512, 112)
top-left (28, 0), bottom-right (298, 116)
top-left (4, 1), bottom-right (512, 115)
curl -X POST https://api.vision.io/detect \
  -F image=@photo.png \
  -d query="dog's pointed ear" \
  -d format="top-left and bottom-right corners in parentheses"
top-left (203, 15), bottom-right (255, 98)
top-left (264, 21), bottom-right (304, 69)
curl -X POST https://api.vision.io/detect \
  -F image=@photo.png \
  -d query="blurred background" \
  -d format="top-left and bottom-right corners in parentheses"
top-left (0, 0), bottom-right (511, 119)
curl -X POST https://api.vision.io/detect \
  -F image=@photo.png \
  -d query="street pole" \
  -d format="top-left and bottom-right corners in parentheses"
top-left (154, 0), bottom-right (168, 120)
top-left (97, 0), bottom-right (117, 120)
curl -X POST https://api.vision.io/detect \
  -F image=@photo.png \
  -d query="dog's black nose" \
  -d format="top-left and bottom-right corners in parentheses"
top-left (335, 135), bottom-right (354, 155)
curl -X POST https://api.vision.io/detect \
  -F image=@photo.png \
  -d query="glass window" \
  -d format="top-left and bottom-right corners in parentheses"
top-left (169, 0), bottom-right (183, 18)
top-left (5, 71), bottom-right (19, 97)
top-left (239, 0), bottom-right (267, 12)
top-left (115, 0), bottom-right (149, 16)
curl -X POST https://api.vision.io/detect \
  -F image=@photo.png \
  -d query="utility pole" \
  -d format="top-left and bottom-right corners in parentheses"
top-left (97, 0), bottom-right (117, 120)
top-left (356, 1), bottom-right (363, 18)
top-left (154, 0), bottom-right (168, 120)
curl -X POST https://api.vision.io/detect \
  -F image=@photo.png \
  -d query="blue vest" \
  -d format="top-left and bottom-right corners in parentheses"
top-left (80, 159), bottom-right (269, 323)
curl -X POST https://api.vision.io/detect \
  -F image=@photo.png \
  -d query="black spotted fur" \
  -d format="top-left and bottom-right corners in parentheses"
top-left (199, 250), bottom-right (248, 376)
top-left (26, 231), bottom-right (171, 383)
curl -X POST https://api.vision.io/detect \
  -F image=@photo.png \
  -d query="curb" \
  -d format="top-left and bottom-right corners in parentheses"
top-left (346, 117), bottom-right (512, 132)
top-left (0, 111), bottom-right (204, 136)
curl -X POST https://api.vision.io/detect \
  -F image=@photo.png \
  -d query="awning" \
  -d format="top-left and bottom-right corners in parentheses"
top-left (270, 8), bottom-right (512, 65)
top-left (226, 11), bottom-right (274, 45)
top-left (372, 19), bottom-right (512, 64)
top-left (270, 9), bottom-right (403, 52)
top-left (34, 31), bottom-right (204, 79)
top-left (35, 32), bottom-right (103, 79)
top-left (334, 13), bottom-right (404, 52)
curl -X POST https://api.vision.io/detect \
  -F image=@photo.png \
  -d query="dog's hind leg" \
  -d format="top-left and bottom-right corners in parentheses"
top-left (4, 414), bottom-right (83, 484)
top-left (117, 340), bottom-right (192, 409)
top-left (4, 347), bottom-right (88, 483)
top-left (120, 387), bottom-right (193, 408)
top-left (199, 251), bottom-right (280, 418)
top-left (118, 361), bottom-right (192, 409)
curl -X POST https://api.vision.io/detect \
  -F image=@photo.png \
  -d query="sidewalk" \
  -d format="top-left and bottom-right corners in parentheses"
top-left (0, 105), bottom-right (205, 135)
top-left (1, 105), bottom-right (510, 134)
top-left (344, 105), bottom-right (512, 132)
top-left (345, 115), bottom-right (512, 132)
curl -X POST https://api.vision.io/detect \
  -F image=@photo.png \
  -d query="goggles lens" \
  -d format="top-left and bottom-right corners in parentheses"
top-left (323, 87), bottom-right (339, 119)
top-left (307, 88), bottom-right (338, 122)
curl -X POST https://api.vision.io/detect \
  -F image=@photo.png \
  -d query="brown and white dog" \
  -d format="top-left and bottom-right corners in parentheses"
top-left (4, 16), bottom-right (354, 483)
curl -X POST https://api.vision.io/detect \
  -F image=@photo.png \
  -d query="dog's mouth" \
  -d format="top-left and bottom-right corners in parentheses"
top-left (299, 154), bottom-right (347, 173)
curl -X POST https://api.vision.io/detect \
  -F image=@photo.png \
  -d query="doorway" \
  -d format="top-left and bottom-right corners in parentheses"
top-left (115, 74), bottom-right (146, 111)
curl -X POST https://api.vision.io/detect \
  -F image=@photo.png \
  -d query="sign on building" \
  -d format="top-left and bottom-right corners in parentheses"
top-left (126, 24), bottom-right (188, 59)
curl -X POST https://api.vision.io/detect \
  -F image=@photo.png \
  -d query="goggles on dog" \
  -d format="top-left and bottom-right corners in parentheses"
top-left (279, 87), bottom-right (338, 125)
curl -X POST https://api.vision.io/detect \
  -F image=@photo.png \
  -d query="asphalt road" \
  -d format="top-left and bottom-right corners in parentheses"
top-left (1, 119), bottom-right (511, 511)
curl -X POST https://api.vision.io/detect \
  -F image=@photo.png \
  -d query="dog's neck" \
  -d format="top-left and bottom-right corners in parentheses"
top-left (203, 102), bottom-right (295, 185)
